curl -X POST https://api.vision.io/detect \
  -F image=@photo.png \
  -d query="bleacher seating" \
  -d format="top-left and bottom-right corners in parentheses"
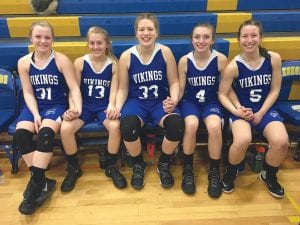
top-left (0, 0), bottom-right (300, 172)
top-left (0, 68), bottom-right (16, 132)
top-left (277, 61), bottom-right (300, 127)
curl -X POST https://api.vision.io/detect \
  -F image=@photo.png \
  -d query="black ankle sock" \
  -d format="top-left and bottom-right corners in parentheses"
top-left (159, 152), bottom-right (171, 164)
top-left (183, 153), bottom-right (193, 167)
top-left (210, 158), bottom-right (220, 170)
top-left (67, 152), bottom-right (79, 168)
top-left (31, 166), bottom-right (46, 185)
top-left (132, 152), bottom-right (144, 165)
top-left (107, 152), bottom-right (118, 167)
top-left (223, 162), bottom-right (239, 182)
top-left (263, 161), bottom-right (279, 180)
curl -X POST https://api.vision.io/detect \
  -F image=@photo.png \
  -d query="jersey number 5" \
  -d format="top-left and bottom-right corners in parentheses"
top-left (250, 89), bottom-right (262, 102)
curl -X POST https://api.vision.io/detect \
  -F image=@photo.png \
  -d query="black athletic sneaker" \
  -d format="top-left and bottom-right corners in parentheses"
top-left (157, 161), bottom-right (174, 188)
top-left (18, 180), bottom-right (40, 215)
top-left (131, 162), bottom-right (146, 190)
top-left (221, 179), bottom-right (234, 194)
top-left (208, 168), bottom-right (222, 198)
top-left (36, 178), bottom-right (56, 206)
top-left (181, 165), bottom-right (195, 195)
top-left (61, 165), bottom-right (83, 192)
top-left (105, 166), bottom-right (127, 189)
top-left (20, 177), bottom-right (56, 215)
top-left (259, 171), bottom-right (284, 198)
top-left (23, 177), bottom-right (55, 197)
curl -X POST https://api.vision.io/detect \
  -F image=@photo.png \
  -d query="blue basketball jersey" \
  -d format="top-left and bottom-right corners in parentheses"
top-left (128, 43), bottom-right (168, 101)
top-left (183, 50), bottom-right (220, 105)
top-left (29, 51), bottom-right (68, 106)
top-left (80, 54), bottom-right (112, 109)
top-left (233, 55), bottom-right (272, 111)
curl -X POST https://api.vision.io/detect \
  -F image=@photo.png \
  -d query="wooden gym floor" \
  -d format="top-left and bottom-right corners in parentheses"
top-left (0, 145), bottom-right (299, 225)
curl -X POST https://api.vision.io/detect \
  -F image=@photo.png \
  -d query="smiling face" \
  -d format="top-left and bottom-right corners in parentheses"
top-left (135, 18), bottom-right (158, 48)
top-left (88, 32), bottom-right (107, 58)
top-left (30, 24), bottom-right (54, 54)
top-left (192, 25), bottom-right (215, 53)
top-left (238, 24), bottom-right (262, 54)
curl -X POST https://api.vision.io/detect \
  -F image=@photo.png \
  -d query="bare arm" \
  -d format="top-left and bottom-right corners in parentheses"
top-left (18, 54), bottom-right (41, 131)
top-left (219, 60), bottom-right (244, 116)
top-left (115, 50), bottom-right (130, 112)
top-left (252, 52), bottom-right (282, 124)
top-left (178, 55), bottom-right (187, 102)
top-left (106, 60), bottom-right (120, 119)
top-left (161, 45), bottom-right (179, 113)
top-left (56, 52), bottom-right (82, 117)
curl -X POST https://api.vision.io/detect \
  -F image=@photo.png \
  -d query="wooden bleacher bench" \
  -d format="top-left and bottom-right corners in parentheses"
top-left (0, 0), bottom-right (300, 172)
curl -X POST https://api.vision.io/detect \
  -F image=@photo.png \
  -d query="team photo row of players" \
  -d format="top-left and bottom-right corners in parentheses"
top-left (13, 13), bottom-right (289, 215)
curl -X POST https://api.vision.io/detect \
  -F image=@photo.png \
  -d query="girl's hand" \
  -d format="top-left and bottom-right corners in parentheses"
top-left (33, 115), bottom-right (42, 133)
top-left (236, 106), bottom-right (254, 121)
top-left (63, 108), bottom-right (79, 121)
top-left (252, 111), bottom-right (264, 125)
top-left (105, 105), bottom-right (121, 120)
top-left (163, 96), bottom-right (176, 113)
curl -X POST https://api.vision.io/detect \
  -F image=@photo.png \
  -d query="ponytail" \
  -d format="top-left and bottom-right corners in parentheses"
top-left (258, 46), bottom-right (271, 59)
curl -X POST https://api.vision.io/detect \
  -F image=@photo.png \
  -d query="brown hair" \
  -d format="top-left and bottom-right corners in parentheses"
top-left (191, 23), bottom-right (216, 41)
top-left (238, 19), bottom-right (270, 59)
top-left (134, 13), bottom-right (160, 37)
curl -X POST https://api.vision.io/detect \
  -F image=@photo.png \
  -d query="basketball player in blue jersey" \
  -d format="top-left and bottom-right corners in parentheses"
top-left (116, 13), bottom-right (184, 190)
top-left (60, 26), bottom-right (127, 192)
top-left (219, 19), bottom-right (289, 198)
top-left (178, 23), bottom-right (228, 197)
top-left (14, 21), bottom-right (82, 215)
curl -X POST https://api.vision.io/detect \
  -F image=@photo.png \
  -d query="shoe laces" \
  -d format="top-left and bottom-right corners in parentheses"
top-left (158, 162), bottom-right (171, 178)
top-left (208, 168), bottom-right (220, 187)
top-left (109, 167), bottom-right (123, 181)
top-left (132, 163), bottom-right (145, 179)
top-left (182, 165), bottom-right (194, 185)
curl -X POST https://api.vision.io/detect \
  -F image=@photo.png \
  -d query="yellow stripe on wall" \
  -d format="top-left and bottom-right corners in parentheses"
top-left (7, 17), bottom-right (81, 38)
top-left (216, 13), bottom-right (252, 33)
top-left (225, 37), bottom-right (300, 61)
top-left (28, 42), bottom-right (88, 63)
top-left (289, 81), bottom-right (300, 101)
top-left (0, 0), bottom-right (33, 14)
top-left (261, 37), bottom-right (300, 61)
top-left (207, 0), bottom-right (238, 11)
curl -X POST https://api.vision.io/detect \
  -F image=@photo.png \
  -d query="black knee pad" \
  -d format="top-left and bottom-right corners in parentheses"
top-left (120, 115), bottom-right (141, 142)
top-left (13, 129), bottom-right (35, 155)
top-left (36, 127), bottom-right (55, 153)
top-left (163, 114), bottom-right (185, 141)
